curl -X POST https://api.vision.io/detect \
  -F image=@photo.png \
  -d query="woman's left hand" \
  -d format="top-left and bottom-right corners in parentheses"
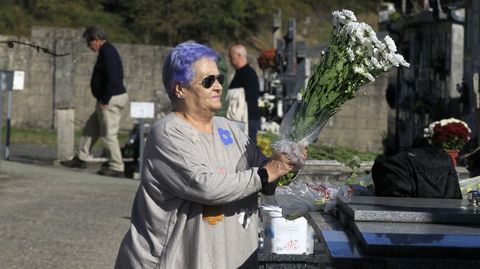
top-left (262, 152), bottom-right (297, 183)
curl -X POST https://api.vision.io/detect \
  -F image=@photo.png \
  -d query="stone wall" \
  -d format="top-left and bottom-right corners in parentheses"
top-left (1, 26), bottom-right (389, 153)
top-left (0, 26), bottom-right (171, 131)
top-left (317, 74), bottom-right (390, 153)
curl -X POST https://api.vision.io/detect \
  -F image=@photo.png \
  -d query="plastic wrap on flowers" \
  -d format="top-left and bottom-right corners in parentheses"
top-left (276, 101), bottom-right (330, 146)
top-left (459, 176), bottom-right (480, 198)
top-left (270, 101), bottom-right (328, 158)
top-left (270, 101), bottom-right (327, 185)
top-left (274, 181), bottom-right (348, 219)
top-left (346, 173), bottom-right (375, 195)
top-left (270, 140), bottom-right (308, 169)
top-left (275, 175), bottom-right (375, 219)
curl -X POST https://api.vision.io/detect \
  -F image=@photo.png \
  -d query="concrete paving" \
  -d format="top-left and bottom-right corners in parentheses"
top-left (0, 160), bottom-right (139, 269)
top-left (1, 144), bottom-right (324, 269)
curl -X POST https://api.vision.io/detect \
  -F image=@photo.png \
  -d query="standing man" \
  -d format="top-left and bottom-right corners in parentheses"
top-left (228, 44), bottom-right (261, 144)
top-left (61, 26), bottom-right (128, 178)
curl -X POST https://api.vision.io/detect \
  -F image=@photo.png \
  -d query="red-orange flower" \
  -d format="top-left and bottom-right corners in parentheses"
top-left (257, 48), bottom-right (276, 70)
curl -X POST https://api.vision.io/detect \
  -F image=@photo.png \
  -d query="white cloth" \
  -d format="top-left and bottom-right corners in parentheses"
top-left (226, 87), bottom-right (248, 134)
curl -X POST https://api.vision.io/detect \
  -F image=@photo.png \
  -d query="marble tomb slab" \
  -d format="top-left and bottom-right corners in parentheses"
top-left (307, 211), bottom-right (480, 268)
top-left (306, 213), bottom-right (363, 260)
top-left (337, 196), bottom-right (480, 225)
top-left (354, 221), bottom-right (480, 258)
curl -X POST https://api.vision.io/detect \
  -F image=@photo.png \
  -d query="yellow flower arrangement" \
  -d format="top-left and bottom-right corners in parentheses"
top-left (257, 133), bottom-right (273, 157)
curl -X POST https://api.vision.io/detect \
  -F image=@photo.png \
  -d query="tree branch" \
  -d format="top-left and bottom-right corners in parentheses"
top-left (0, 40), bottom-right (70, 57)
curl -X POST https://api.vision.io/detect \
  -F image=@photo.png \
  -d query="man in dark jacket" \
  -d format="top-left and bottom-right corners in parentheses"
top-left (228, 44), bottom-right (261, 144)
top-left (61, 26), bottom-right (128, 177)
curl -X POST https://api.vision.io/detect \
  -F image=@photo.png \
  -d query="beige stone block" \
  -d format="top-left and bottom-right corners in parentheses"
top-left (55, 109), bottom-right (75, 160)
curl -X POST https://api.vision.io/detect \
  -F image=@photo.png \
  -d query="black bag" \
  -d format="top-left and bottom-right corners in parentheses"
top-left (460, 147), bottom-right (480, 177)
top-left (372, 144), bottom-right (462, 199)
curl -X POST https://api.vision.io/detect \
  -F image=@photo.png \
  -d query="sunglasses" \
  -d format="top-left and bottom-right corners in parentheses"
top-left (201, 74), bottom-right (224, 89)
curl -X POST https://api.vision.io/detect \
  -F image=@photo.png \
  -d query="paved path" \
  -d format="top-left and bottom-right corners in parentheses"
top-left (0, 161), bottom-right (139, 269)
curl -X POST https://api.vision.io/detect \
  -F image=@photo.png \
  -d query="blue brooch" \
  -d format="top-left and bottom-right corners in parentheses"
top-left (218, 128), bottom-right (233, 145)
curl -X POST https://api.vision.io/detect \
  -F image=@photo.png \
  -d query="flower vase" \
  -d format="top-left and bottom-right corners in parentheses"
top-left (446, 149), bottom-right (459, 166)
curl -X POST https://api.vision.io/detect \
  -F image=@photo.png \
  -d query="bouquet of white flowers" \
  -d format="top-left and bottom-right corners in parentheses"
top-left (272, 9), bottom-right (410, 185)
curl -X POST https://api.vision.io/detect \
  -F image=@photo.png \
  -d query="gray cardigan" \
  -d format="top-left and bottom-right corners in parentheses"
top-left (115, 113), bottom-right (267, 269)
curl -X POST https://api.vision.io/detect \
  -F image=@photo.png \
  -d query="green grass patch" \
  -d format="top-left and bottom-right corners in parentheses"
top-left (257, 131), bottom-right (379, 163)
top-left (307, 144), bottom-right (378, 163)
top-left (2, 127), bottom-right (57, 145)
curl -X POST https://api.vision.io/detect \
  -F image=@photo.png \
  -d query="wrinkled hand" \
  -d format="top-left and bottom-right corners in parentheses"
top-left (263, 152), bottom-right (297, 183)
top-left (262, 146), bottom-right (308, 183)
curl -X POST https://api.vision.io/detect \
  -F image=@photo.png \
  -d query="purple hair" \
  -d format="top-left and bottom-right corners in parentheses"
top-left (162, 42), bottom-right (219, 101)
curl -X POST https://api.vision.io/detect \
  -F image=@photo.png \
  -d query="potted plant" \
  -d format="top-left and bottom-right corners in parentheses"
top-left (424, 118), bottom-right (471, 165)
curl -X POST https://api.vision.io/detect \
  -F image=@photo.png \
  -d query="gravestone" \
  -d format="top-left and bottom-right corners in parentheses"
top-left (307, 195), bottom-right (480, 268)
top-left (381, 0), bottom-right (466, 149)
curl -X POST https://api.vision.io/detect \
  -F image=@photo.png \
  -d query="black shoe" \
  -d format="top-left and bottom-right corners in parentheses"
top-left (60, 156), bottom-right (87, 169)
top-left (101, 161), bottom-right (109, 169)
top-left (97, 168), bottom-right (124, 178)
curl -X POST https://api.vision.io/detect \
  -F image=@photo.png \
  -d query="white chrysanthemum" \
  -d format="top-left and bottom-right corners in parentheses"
top-left (375, 57), bottom-right (390, 71)
top-left (333, 12), bottom-right (349, 27)
top-left (332, 11), bottom-right (342, 28)
top-left (355, 47), bottom-right (363, 56)
top-left (357, 23), bottom-right (375, 39)
top-left (377, 41), bottom-right (387, 52)
top-left (263, 121), bottom-right (280, 135)
top-left (369, 33), bottom-right (381, 46)
top-left (346, 48), bottom-right (355, 62)
top-left (362, 38), bottom-right (375, 51)
top-left (353, 25), bottom-right (365, 41)
top-left (363, 59), bottom-right (372, 68)
top-left (370, 57), bottom-right (382, 70)
top-left (332, 10), bottom-right (342, 18)
top-left (354, 66), bottom-right (367, 76)
top-left (384, 36), bottom-right (397, 52)
top-left (385, 53), bottom-right (399, 66)
top-left (363, 46), bottom-right (373, 58)
top-left (353, 66), bottom-right (366, 74)
top-left (258, 99), bottom-right (265, 107)
top-left (353, 65), bottom-right (375, 81)
top-left (423, 128), bottom-right (431, 138)
top-left (342, 9), bottom-right (357, 22)
top-left (345, 23), bottom-right (357, 35)
top-left (395, 54), bottom-right (410, 68)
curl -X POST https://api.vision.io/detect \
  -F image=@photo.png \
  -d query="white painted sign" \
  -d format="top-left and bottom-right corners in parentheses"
top-left (130, 102), bottom-right (155, 118)
top-left (12, 71), bottom-right (25, 90)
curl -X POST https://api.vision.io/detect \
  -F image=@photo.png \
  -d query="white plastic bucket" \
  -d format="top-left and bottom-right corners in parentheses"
top-left (261, 205), bottom-right (315, 254)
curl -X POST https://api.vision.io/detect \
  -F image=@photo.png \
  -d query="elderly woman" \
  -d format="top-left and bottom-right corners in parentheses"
top-left (114, 42), bottom-right (299, 269)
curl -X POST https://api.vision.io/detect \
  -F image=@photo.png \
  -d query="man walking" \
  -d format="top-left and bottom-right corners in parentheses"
top-left (61, 26), bottom-right (128, 177)
top-left (228, 44), bottom-right (261, 144)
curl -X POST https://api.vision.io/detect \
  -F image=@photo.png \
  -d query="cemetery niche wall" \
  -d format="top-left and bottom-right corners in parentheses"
top-left (381, 0), bottom-right (467, 150)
